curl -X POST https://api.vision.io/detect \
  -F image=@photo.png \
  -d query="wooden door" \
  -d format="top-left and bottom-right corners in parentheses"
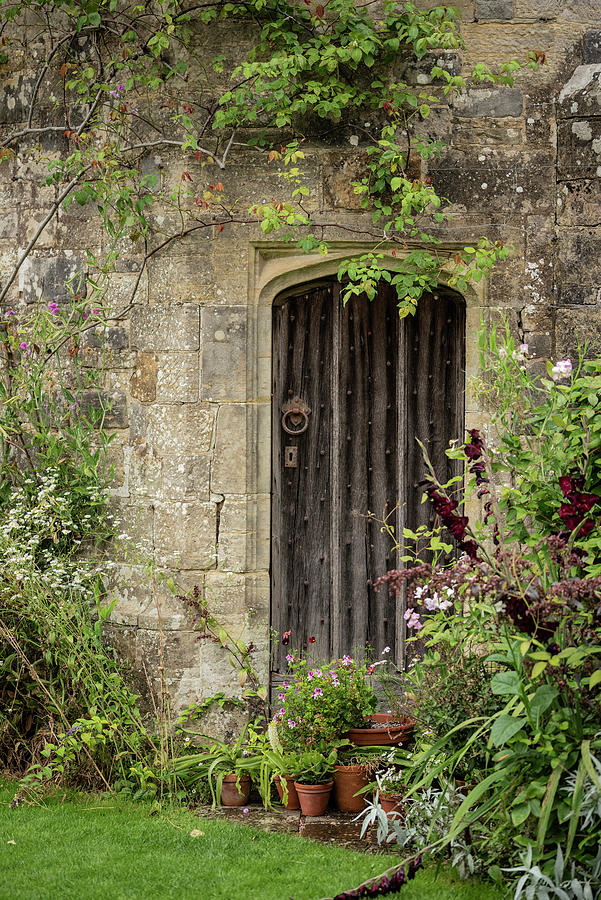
top-left (271, 280), bottom-right (465, 675)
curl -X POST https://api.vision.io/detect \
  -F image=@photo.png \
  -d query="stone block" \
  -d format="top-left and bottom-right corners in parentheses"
top-left (130, 302), bottom-right (200, 351)
top-left (322, 150), bottom-right (369, 210)
top-left (158, 449), bottom-right (211, 501)
top-left (23, 254), bottom-right (86, 305)
top-left (201, 306), bottom-right (247, 401)
top-left (452, 117), bottom-right (524, 149)
top-left (145, 239), bottom-right (215, 305)
top-left (476, 0), bottom-right (514, 19)
top-left (521, 303), bottom-right (552, 333)
top-left (557, 180), bottom-right (601, 227)
top-left (583, 30), bottom-right (601, 64)
top-left (80, 389), bottom-right (128, 429)
top-left (211, 404), bottom-right (247, 494)
top-left (429, 150), bottom-right (554, 216)
top-left (0, 210), bottom-right (17, 239)
top-left (130, 353), bottom-right (158, 402)
top-left (154, 499), bottom-right (217, 568)
top-left (557, 64), bottom-right (601, 120)
top-left (127, 441), bottom-right (161, 499)
top-left (555, 308), bottom-right (601, 358)
top-left (557, 119), bottom-right (601, 179)
top-left (556, 232), bottom-right (601, 305)
top-left (522, 330), bottom-right (552, 358)
top-left (454, 88), bottom-right (523, 118)
top-left (105, 564), bottom-right (153, 627)
top-left (146, 403), bottom-right (215, 455)
top-left (217, 496), bottom-right (248, 573)
top-left (0, 76), bottom-right (34, 124)
top-left (156, 352), bottom-right (199, 402)
top-left (86, 326), bottom-right (129, 351)
top-left (513, 0), bottom-right (560, 17)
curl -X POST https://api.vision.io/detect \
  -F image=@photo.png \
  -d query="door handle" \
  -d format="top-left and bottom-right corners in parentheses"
top-left (281, 397), bottom-right (311, 435)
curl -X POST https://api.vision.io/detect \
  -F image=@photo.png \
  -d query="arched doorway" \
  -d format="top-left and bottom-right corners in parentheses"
top-left (270, 279), bottom-right (465, 675)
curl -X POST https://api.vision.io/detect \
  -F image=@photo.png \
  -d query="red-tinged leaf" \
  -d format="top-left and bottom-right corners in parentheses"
top-left (315, 3), bottom-right (324, 16)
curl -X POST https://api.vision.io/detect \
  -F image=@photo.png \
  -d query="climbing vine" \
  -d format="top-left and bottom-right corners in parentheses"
top-left (0, 0), bottom-right (541, 318)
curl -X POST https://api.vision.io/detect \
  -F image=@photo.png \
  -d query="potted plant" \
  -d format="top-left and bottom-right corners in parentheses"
top-left (273, 655), bottom-right (378, 751)
top-left (333, 747), bottom-right (384, 813)
top-left (344, 712), bottom-right (415, 747)
top-left (173, 724), bottom-right (262, 807)
top-left (374, 768), bottom-right (405, 818)
top-left (291, 749), bottom-right (337, 816)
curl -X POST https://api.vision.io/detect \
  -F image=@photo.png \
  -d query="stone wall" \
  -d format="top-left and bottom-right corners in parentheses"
top-left (1, 0), bottom-right (601, 728)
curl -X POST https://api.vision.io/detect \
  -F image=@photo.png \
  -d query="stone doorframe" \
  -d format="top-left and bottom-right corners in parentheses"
top-left (239, 241), bottom-right (486, 680)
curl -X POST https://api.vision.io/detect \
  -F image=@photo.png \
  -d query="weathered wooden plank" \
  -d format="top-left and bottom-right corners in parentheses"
top-left (271, 285), bottom-right (333, 672)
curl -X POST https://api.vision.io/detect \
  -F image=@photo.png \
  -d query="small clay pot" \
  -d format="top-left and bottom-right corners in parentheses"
top-left (380, 793), bottom-right (404, 819)
top-left (275, 775), bottom-right (300, 810)
top-left (333, 765), bottom-right (369, 812)
top-left (344, 713), bottom-right (415, 747)
top-left (294, 780), bottom-right (334, 817)
top-left (220, 773), bottom-right (251, 807)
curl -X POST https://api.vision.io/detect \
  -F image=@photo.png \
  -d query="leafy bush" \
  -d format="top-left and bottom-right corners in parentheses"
top-left (369, 331), bottom-right (601, 894)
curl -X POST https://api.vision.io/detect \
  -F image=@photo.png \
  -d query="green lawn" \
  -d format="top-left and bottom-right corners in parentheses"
top-left (0, 781), bottom-right (507, 899)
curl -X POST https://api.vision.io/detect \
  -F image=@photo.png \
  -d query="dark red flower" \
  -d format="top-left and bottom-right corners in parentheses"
top-left (559, 475), bottom-right (575, 497)
top-left (308, 636), bottom-right (316, 644)
top-left (282, 630), bottom-right (291, 645)
top-left (459, 539), bottom-right (479, 560)
top-left (447, 515), bottom-right (469, 539)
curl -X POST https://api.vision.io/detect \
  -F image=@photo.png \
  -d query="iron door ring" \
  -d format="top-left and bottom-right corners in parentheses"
top-left (281, 397), bottom-right (311, 435)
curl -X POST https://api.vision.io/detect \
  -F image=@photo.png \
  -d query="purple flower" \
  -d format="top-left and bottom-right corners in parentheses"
top-left (5, 309), bottom-right (14, 316)
top-left (243, 808), bottom-right (249, 814)
top-left (48, 301), bottom-right (61, 315)
top-left (285, 654), bottom-right (294, 664)
top-left (287, 719), bottom-right (296, 729)
top-left (312, 687), bottom-right (323, 699)
top-left (277, 692), bottom-right (285, 701)
top-left (109, 83), bottom-right (126, 99)
top-left (19, 341), bottom-right (27, 350)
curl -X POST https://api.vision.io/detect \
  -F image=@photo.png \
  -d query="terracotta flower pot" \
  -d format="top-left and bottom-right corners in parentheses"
top-left (380, 793), bottom-right (405, 819)
top-left (275, 775), bottom-right (300, 810)
top-left (220, 773), bottom-right (251, 807)
top-left (344, 713), bottom-right (415, 747)
top-left (294, 780), bottom-right (334, 816)
top-left (333, 765), bottom-right (369, 812)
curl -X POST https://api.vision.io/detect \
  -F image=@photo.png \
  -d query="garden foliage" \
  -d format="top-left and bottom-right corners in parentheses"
top-left (369, 330), bottom-right (601, 898)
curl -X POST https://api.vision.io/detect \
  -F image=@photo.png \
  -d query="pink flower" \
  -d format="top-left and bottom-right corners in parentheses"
top-left (243, 808), bottom-right (249, 814)
top-left (285, 654), bottom-right (295, 664)
top-left (341, 655), bottom-right (353, 667)
top-left (277, 692), bottom-right (285, 701)
top-left (287, 719), bottom-right (296, 729)
top-left (19, 341), bottom-right (27, 350)
top-left (367, 665), bottom-right (375, 675)
top-left (551, 359), bottom-right (572, 381)
top-left (278, 707), bottom-right (285, 716)
top-left (312, 687), bottom-right (323, 699)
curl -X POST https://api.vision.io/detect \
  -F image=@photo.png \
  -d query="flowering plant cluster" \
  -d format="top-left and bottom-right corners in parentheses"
top-left (369, 327), bottom-right (601, 896)
top-left (273, 654), bottom-right (377, 751)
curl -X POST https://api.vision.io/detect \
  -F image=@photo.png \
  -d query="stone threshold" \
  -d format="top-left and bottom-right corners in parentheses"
top-left (194, 804), bottom-right (380, 851)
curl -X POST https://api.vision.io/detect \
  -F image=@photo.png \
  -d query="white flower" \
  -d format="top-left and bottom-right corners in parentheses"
top-left (382, 646), bottom-right (391, 655)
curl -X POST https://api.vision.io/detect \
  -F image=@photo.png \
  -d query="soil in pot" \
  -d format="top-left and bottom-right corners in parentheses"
top-left (275, 775), bottom-right (300, 810)
top-left (345, 713), bottom-right (415, 747)
top-left (220, 773), bottom-right (251, 807)
top-left (333, 765), bottom-right (369, 813)
top-left (293, 780), bottom-right (334, 817)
